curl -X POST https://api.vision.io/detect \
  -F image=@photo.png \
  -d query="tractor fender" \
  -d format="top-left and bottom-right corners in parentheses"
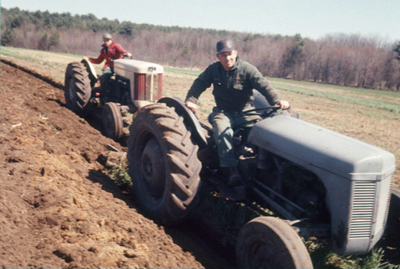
top-left (158, 97), bottom-right (208, 149)
top-left (81, 58), bottom-right (98, 87)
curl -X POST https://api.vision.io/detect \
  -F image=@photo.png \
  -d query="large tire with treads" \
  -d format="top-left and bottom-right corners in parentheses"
top-left (386, 188), bottom-right (400, 245)
top-left (389, 188), bottom-right (400, 214)
top-left (64, 62), bottom-right (91, 114)
top-left (127, 103), bottom-right (201, 226)
top-left (236, 216), bottom-right (313, 269)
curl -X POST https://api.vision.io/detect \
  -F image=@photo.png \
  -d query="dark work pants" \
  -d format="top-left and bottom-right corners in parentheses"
top-left (100, 66), bottom-right (114, 100)
top-left (210, 107), bottom-right (261, 167)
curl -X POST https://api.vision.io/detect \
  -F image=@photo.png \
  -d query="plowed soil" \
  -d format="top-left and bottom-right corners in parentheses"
top-left (0, 62), bottom-right (232, 268)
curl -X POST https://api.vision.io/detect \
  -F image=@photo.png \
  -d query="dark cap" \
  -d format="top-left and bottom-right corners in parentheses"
top-left (216, 39), bottom-right (236, 54)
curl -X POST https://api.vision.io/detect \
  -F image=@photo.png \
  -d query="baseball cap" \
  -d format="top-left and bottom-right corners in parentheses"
top-left (103, 33), bottom-right (112, 40)
top-left (216, 39), bottom-right (236, 54)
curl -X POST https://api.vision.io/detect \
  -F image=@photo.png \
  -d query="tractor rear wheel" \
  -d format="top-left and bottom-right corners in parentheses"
top-left (102, 102), bottom-right (124, 141)
top-left (390, 188), bottom-right (400, 214)
top-left (236, 216), bottom-right (313, 269)
top-left (386, 188), bottom-right (400, 246)
top-left (64, 62), bottom-right (91, 114)
top-left (127, 103), bottom-right (201, 226)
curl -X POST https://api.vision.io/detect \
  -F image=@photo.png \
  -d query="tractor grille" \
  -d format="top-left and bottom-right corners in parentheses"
top-left (349, 181), bottom-right (375, 238)
top-left (134, 73), bottom-right (162, 101)
top-left (349, 176), bottom-right (392, 239)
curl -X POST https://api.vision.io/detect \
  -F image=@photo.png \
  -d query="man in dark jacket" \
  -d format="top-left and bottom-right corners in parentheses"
top-left (185, 39), bottom-right (289, 186)
top-left (87, 33), bottom-right (132, 101)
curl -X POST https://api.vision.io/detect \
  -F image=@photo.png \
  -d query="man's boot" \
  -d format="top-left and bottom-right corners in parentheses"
top-left (228, 167), bottom-right (242, 187)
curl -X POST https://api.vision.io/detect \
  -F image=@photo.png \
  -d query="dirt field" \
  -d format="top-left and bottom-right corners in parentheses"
top-left (0, 62), bottom-right (235, 268)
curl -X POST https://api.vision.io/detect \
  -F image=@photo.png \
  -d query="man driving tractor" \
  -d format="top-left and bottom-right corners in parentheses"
top-left (185, 39), bottom-right (290, 186)
top-left (85, 33), bottom-right (132, 102)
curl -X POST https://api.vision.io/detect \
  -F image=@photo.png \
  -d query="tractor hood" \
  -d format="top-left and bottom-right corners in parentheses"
top-left (114, 59), bottom-right (163, 76)
top-left (248, 114), bottom-right (395, 181)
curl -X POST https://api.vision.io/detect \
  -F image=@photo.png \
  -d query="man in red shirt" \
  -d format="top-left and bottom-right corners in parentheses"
top-left (87, 33), bottom-right (132, 102)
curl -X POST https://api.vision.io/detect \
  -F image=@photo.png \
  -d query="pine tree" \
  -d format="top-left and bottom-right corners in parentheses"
top-left (393, 41), bottom-right (400, 61)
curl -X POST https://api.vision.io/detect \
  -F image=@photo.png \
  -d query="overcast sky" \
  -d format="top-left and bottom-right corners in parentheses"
top-left (2, 0), bottom-right (399, 43)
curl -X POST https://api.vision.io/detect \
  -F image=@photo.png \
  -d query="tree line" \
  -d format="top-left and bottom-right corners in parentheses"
top-left (2, 7), bottom-right (400, 91)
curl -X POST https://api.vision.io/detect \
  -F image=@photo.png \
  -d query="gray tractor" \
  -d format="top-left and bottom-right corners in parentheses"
top-left (64, 58), bottom-right (163, 141)
top-left (126, 91), bottom-right (396, 268)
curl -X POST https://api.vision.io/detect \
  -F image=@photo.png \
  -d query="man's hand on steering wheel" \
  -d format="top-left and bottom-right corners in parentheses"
top-left (124, 52), bottom-right (132, 59)
top-left (275, 100), bottom-right (290, 110)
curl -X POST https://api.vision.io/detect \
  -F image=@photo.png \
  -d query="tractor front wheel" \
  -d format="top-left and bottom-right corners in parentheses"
top-left (236, 216), bottom-right (313, 269)
top-left (102, 102), bottom-right (124, 141)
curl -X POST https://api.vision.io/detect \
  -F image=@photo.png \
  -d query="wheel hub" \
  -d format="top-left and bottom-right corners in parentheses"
top-left (141, 138), bottom-right (165, 197)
